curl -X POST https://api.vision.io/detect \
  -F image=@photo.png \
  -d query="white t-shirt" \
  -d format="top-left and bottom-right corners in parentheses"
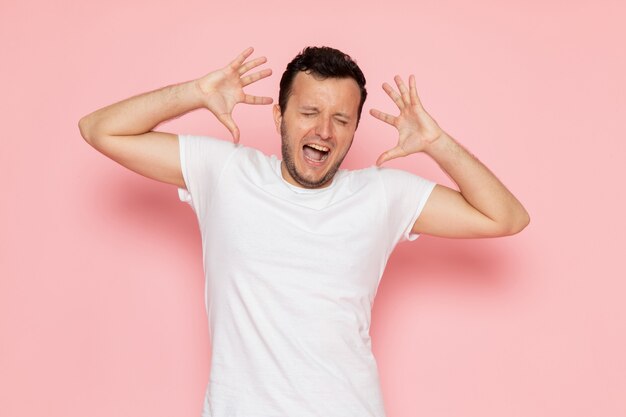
top-left (177, 134), bottom-right (436, 417)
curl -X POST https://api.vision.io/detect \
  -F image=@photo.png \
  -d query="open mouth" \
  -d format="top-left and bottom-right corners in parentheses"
top-left (303, 143), bottom-right (330, 163)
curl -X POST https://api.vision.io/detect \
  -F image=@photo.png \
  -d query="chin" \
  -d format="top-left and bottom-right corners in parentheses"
top-left (294, 172), bottom-right (331, 188)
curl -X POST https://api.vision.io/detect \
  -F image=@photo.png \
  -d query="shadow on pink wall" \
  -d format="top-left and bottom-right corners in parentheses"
top-left (388, 235), bottom-right (521, 289)
top-left (88, 170), bottom-right (522, 290)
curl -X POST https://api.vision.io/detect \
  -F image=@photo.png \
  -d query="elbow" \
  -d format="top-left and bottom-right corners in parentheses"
top-left (516, 206), bottom-right (531, 233)
top-left (512, 215), bottom-right (530, 236)
top-left (78, 115), bottom-right (94, 144)
top-left (500, 209), bottom-right (531, 236)
top-left (78, 115), bottom-right (104, 148)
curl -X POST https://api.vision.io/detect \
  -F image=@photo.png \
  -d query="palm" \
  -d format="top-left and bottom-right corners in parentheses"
top-left (197, 47), bottom-right (272, 142)
top-left (370, 74), bottom-right (443, 165)
top-left (395, 103), bottom-right (442, 152)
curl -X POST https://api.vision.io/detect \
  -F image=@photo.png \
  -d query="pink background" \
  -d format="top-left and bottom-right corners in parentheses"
top-left (1, 0), bottom-right (625, 416)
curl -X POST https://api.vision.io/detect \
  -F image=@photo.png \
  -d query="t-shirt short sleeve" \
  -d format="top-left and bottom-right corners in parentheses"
top-left (377, 167), bottom-right (437, 243)
top-left (177, 134), bottom-right (239, 215)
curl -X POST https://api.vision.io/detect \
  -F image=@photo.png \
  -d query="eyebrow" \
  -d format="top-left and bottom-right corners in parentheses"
top-left (299, 106), bottom-right (352, 120)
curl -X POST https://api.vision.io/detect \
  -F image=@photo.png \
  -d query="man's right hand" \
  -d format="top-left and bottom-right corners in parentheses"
top-left (78, 47), bottom-right (273, 189)
top-left (197, 47), bottom-right (273, 143)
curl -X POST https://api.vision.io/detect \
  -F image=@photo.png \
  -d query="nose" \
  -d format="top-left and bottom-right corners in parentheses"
top-left (315, 116), bottom-right (333, 140)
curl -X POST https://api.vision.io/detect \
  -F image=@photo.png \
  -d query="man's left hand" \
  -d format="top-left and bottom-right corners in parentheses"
top-left (370, 75), bottom-right (444, 166)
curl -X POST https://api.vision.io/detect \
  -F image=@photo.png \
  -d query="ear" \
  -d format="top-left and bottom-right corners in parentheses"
top-left (272, 104), bottom-right (282, 134)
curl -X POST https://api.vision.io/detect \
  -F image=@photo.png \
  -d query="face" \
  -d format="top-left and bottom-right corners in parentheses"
top-left (273, 71), bottom-right (361, 189)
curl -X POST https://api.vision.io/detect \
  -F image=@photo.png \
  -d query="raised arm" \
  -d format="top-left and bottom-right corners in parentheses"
top-left (78, 47), bottom-right (273, 188)
top-left (370, 75), bottom-right (529, 238)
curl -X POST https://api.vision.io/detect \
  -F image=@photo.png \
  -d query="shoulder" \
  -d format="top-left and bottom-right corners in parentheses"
top-left (375, 166), bottom-right (425, 181)
top-left (332, 166), bottom-right (382, 194)
top-left (360, 166), bottom-right (437, 208)
top-left (375, 166), bottom-right (435, 190)
top-left (178, 134), bottom-right (236, 149)
top-left (342, 165), bottom-right (427, 189)
top-left (333, 165), bottom-right (421, 193)
top-left (179, 134), bottom-right (272, 164)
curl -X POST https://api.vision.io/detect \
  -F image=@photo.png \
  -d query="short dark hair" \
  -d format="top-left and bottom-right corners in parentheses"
top-left (278, 46), bottom-right (367, 125)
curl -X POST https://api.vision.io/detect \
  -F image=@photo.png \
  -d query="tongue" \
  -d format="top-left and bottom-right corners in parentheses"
top-left (303, 145), bottom-right (325, 162)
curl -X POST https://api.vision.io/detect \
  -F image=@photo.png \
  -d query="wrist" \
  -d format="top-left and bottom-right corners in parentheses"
top-left (423, 130), bottom-right (452, 157)
top-left (158, 79), bottom-right (206, 111)
top-left (179, 79), bottom-right (206, 108)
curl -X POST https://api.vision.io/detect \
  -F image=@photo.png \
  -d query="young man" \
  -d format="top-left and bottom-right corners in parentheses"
top-left (79, 46), bottom-right (528, 417)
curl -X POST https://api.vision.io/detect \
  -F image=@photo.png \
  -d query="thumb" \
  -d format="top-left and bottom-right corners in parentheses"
top-left (216, 113), bottom-right (240, 143)
top-left (376, 146), bottom-right (406, 166)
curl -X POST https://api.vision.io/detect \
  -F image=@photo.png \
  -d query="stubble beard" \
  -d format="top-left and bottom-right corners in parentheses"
top-left (280, 121), bottom-right (352, 189)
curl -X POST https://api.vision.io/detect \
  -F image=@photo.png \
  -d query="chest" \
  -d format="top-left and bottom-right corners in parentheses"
top-left (201, 174), bottom-right (390, 285)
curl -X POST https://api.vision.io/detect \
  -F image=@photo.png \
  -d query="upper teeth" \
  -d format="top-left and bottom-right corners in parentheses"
top-left (307, 143), bottom-right (330, 152)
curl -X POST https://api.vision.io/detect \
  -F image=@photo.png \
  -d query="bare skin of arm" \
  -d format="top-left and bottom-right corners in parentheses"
top-left (370, 75), bottom-right (530, 238)
top-left (78, 47), bottom-right (273, 188)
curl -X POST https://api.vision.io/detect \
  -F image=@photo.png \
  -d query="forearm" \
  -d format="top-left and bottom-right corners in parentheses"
top-left (425, 131), bottom-right (530, 233)
top-left (79, 79), bottom-right (203, 142)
